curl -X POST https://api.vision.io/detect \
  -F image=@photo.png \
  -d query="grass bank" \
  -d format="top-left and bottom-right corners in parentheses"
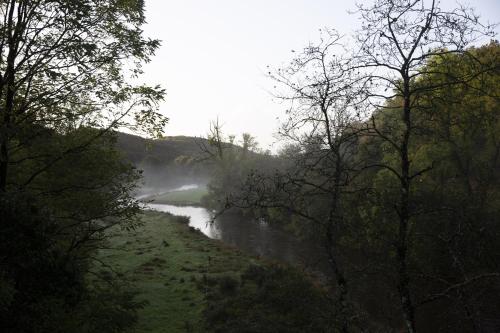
top-left (96, 210), bottom-right (334, 332)
top-left (95, 210), bottom-right (254, 332)
top-left (144, 187), bottom-right (208, 206)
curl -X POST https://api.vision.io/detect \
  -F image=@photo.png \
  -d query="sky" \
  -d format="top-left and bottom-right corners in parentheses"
top-left (141, 0), bottom-right (499, 150)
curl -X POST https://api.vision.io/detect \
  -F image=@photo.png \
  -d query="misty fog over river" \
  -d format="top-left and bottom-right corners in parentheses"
top-left (145, 186), bottom-right (330, 277)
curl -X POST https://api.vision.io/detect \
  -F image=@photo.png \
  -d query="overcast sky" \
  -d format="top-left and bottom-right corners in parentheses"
top-left (141, 0), bottom-right (499, 150)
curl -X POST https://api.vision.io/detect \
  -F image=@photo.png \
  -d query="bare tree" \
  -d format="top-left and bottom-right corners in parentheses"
top-left (351, 1), bottom-right (495, 331)
top-left (228, 30), bottom-right (371, 332)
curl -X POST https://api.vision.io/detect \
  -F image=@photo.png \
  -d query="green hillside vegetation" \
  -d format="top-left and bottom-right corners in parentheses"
top-left (116, 132), bottom-right (209, 166)
top-left (115, 132), bottom-right (264, 191)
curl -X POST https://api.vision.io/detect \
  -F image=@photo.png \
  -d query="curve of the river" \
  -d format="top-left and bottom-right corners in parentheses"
top-left (147, 201), bottom-right (330, 276)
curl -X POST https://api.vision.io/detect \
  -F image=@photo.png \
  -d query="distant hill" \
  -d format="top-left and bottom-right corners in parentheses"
top-left (115, 132), bottom-right (213, 192)
top-left (114, 131), bottom-right (271, 194)
top-left (116, 132), bottom-right (209, 165)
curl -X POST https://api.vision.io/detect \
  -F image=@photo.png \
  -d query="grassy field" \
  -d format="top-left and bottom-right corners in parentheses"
top-left (145, 187), bottom-right (208, 206)
top-left (95, 210), bottom-right (254, 333)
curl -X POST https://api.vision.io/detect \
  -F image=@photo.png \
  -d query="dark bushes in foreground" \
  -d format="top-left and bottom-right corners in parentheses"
top-left (0, 193), bottom-right (143, 333)
top-left (204, 264), bottom-right (338, 333)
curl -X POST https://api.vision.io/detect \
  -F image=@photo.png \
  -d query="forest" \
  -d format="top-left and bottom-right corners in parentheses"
top-left (0, 1), bottom-right (498, 333)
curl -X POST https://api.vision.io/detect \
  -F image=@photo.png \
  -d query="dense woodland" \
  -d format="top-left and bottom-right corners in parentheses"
top-left (201, 3), bottom-right (500, 332)
top-left (0, 0), bottom-right (499, 332)
top-left (0, 1), bottom-right (166, 332)
top-left (203, 41), bottom-right (500, 332)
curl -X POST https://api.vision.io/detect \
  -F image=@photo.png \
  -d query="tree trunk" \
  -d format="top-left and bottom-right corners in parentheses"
top-left (398, 77), bottom-right (416, 333)
top-left (0, 0), bottom-right (20, 192)
top-left (326, 154), bottom-right (350, 333)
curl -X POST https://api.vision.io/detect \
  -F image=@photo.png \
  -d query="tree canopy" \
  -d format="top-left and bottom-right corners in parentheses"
top-left (0, 1), bottom-right (166, 331)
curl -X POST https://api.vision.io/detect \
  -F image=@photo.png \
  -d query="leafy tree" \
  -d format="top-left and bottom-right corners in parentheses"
top-left (405, 42), bottom-right (500, 332)
top-left (338, 41), bottom-right (500, 332)
top-left (0, 189), bottom-right (143, 333)
top-left (0, 1), bottom-right (166, 331)
top-left (0, 0), bottom-right (167, 191)
top-left (219, 2), bottom-right (498, 332)
top-left (204, 264), bottom-right (338, 333)
top-left (200, 120), bottom-right (277, 211)
top-left (351, 1), bottom-right (495, 330)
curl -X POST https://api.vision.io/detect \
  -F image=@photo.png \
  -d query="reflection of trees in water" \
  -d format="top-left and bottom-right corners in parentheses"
top-left (149, 202), bottom-right (330, 275)
top-left (215, 214), bottom-right (327, 271)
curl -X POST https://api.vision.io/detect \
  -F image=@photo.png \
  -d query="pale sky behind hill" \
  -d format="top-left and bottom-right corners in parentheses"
top-left (141, 0), bottom-right (499, 151)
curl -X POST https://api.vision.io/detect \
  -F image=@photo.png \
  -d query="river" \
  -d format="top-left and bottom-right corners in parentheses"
top-left (147, 194), bottom-right (330, 276)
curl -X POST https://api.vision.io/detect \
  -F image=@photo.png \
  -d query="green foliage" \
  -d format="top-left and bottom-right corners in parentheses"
top-left (0, 1), bottom-right (167, 144)
top-left (202, 123), bottom-right (280, 212)
top-left (0, 1), bottom-right (165, 332)
top-left (96, 210), bottom-right (255, 332)
top-left (204, 264), bottom-right (337, 333)
top-left (232, 42), bottom-right (500, 331)
top-left (0, 192), bottom-right (142, 333)
top-left (11, 127), bottom-right (142, 230)
top-left (344, 42), bottom-right (500, 331)
top-left (0, 128), bottom-right (146, 332)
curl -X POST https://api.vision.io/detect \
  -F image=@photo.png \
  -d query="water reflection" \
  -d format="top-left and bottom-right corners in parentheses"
top-left (147, 203), bottom-right (330, 275)
top-left (148, 203), bottom-right (220, 238)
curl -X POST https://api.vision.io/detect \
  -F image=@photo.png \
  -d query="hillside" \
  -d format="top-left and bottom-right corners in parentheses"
top-left (115, 132), bottom-right (213, 191)
top-left (116, 132), bottom-right (210, 166)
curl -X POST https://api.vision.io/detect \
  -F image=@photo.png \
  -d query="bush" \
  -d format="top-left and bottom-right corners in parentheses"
top-left (0, 192), bottom-right (143, 333)
top-left (217, 275), bottom-right (239, 296)
top-left (204, 264), bottom-right (339, 333)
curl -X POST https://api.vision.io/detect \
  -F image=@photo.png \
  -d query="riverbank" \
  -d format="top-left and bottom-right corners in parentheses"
top-left (95, 209), bottom-right (334, 332)
top-left (143, 186), bottom-right (208, 206)
top-left (95, 210), bottom-right (255, 332)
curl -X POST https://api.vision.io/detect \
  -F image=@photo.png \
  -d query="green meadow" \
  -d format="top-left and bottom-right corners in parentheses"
top-left (145, 187), bottom-right (208, 206)
top-left (95, 210), bottom-right (254, 332)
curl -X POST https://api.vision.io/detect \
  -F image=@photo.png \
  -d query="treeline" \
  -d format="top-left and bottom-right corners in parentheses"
top-left (199, 121), bottom-right (277, 210)
top-left (203, 2), bottom-right (500, 332)
top-left (0, 1), bottom-right (166, 332)
top-left (1, 128), bottom-right (143, 332)
top-left (206, 40), bottom-right (500, 333)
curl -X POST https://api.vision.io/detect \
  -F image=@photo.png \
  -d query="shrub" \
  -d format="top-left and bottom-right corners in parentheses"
top-left (204, 264), bottom-right (338, 333)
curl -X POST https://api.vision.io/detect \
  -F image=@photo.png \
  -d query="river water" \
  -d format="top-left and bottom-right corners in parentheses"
top-left (147, 200), bottom-right (330, 276)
